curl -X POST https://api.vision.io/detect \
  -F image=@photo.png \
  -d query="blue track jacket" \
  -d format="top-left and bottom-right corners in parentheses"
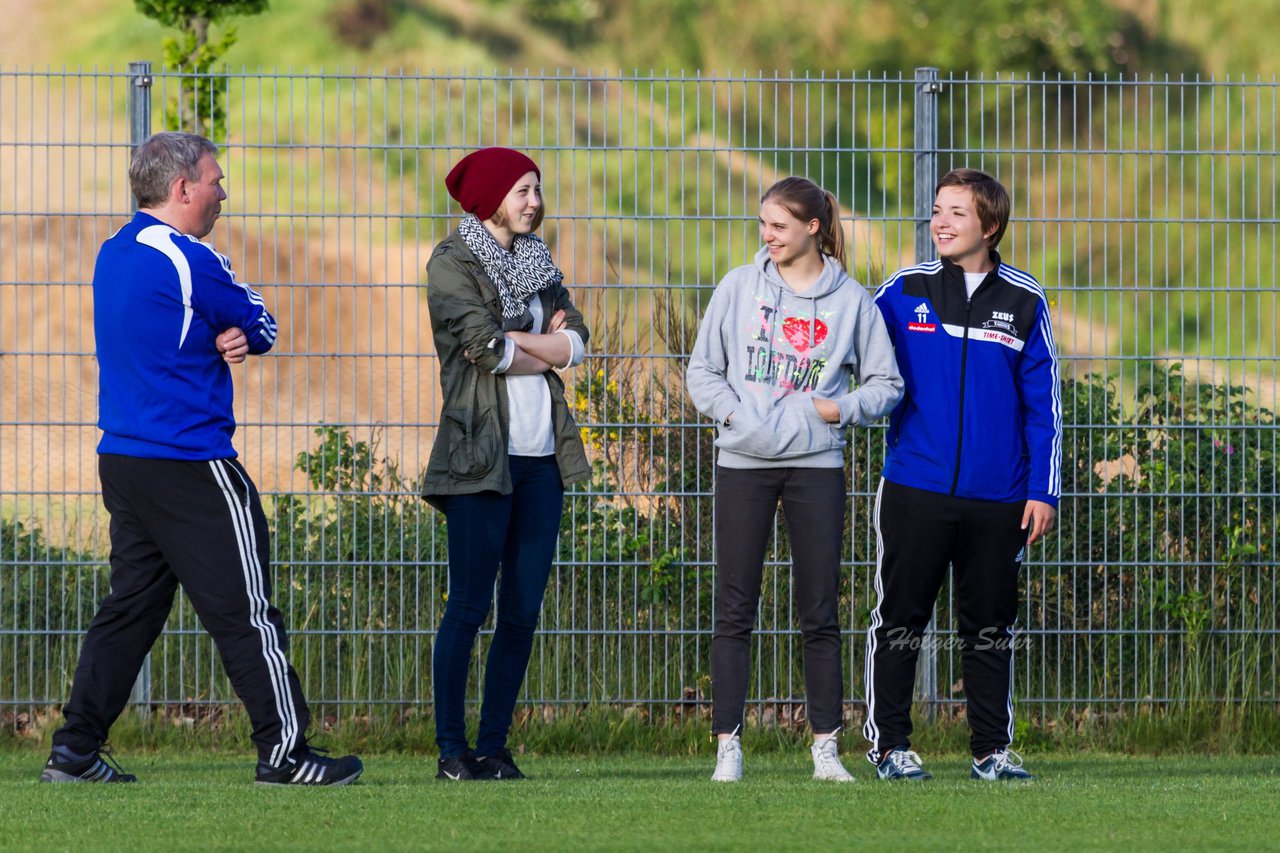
top-left (94, 211), bottom-right (277, 460)
top-left (873, 252), bottom-right (1062, 507)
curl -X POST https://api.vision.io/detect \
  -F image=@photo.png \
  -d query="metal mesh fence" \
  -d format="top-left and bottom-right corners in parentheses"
top-left (1, 67), bottom-right (1276, 722)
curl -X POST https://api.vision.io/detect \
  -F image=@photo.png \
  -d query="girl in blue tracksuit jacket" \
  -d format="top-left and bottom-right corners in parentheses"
top-left (863, 168), bottom-right (1061, 783)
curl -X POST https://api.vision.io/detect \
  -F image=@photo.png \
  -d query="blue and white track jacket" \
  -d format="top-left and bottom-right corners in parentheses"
top-left (94, 211), bottom-right (277, 460)
top-left (873, 252), bottom-right (1062, 507)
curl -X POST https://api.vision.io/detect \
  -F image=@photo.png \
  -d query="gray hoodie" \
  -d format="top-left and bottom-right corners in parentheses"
top-left (686, 246), bottom-right (903, 469)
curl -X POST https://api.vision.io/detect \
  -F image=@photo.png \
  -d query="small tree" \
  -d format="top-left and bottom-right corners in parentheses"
top-left (135, 0), bottom-right (269, 140)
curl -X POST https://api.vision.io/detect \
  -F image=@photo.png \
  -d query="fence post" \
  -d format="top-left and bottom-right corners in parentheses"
top-left (127, 61), bottom-right (153, 209)
top-left (913, 66), bottom-right (942, 718)
top-left (126, 60), bottom-right (153, 718)
top-left (914, 67), bottom-right (941, 264)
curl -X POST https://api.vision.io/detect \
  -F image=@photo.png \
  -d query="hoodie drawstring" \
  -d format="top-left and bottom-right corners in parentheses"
top-left (809, 294), bottom-right (817, 349)
top-left (768, 285), bottom-right (782, 381)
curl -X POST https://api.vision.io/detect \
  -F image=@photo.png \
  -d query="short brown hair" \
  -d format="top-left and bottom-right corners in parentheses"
top-left (129, 132), bottom-right (218, 208)
top-left (935, 168), bottom-right (1010, 250)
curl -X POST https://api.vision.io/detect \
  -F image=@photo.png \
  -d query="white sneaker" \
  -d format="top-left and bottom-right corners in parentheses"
top-left (711, 732), bottom-right (743, 782)
top-left (811, 729), bottom-right (855, 782)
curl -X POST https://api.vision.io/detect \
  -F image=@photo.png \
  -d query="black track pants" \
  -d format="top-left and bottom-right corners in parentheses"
top-left (711, 465), bottom-right (846, 735)
top-left (862, 478), bottom-right (1026, 759)
top-left (53, 455), bottom-right (310, 766)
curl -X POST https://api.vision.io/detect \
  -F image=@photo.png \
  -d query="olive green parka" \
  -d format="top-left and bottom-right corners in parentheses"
top-left (421, 230), bottom-right (590, 511)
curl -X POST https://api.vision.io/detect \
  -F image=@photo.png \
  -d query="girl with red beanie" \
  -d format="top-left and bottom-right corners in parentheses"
top-left (422, 147), bottom-right (591, 780)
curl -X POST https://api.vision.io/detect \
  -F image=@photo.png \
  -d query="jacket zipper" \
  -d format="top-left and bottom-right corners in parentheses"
top-left (950, 297), bottom-right (971, 495)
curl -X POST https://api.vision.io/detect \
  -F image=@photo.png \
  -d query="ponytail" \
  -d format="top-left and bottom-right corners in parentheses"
top-left (819, 190), bottom-right (847, 267)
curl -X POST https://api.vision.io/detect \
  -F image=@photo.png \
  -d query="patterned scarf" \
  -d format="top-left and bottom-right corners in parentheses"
top-left (458, 214), bottom-right (564, 332)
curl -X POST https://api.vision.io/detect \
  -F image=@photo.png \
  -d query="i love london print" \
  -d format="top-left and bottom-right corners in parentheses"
top-left (741, 300), bottom-right (832, 393)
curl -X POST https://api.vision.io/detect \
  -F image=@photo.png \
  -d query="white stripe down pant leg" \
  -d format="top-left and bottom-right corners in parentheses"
top-left (862, 479), bottom-right (956, 757)
top-left (950, 489), bottom-right (1026, 758)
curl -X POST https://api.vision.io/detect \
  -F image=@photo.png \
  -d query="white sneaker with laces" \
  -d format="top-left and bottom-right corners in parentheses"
top-left (810, 729), bottom-right (855, 782)
top-left (711, 730), bottom-right (743, 782)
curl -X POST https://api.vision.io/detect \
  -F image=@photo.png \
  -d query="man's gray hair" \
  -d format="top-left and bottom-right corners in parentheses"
top-left (129, 132), bottom-right (219, 208)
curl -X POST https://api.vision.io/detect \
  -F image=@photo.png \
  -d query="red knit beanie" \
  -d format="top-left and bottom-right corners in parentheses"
top-left (444, 147), bottom-right (541, 221)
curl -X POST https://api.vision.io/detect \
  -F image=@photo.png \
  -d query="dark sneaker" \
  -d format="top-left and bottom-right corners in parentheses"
top-left (256, 747), bottom-right (364, 786)
top-left (40, 746), bottom-right (137, 783)
top-left (476, 747), bottom-right (526, 780)
top-left (437, 753), bottom-right (486, 781)
top-left (972, 748), bottom-right (1035, 781)
top-left (871, 747), bottom-right (933, 781)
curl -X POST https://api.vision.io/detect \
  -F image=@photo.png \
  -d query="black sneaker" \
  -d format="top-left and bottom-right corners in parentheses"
top-left (256, 746), bottom-right (364, 786)
top-left (476, 747), bottom-right (526, 780)
top-left (40, 745), bottom-right (137, 784)
top-left (436, 753), bottom-right (486, 781)
top-left (871, 746), bottom-right (933, 781)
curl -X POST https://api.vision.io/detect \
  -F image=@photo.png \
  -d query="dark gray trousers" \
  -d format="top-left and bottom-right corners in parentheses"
top-left (711, 465), bottom-right (846, 735)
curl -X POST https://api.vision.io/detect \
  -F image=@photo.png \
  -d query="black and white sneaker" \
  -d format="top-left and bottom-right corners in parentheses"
top-left (256, 747), bottom-right (364, 786)
top-left (436, 753), bottom-right (486, 781)
top-left (40, 745), bottom-right (137, 784)
top-left (972, 748), bottom-right (1035, 781)
top-left (476, 747), bottom-right (526, 780)
top-left (870, 746), bottom-right (933, 781)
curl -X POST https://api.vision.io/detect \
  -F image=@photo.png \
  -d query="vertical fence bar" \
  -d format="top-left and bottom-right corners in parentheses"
top-left (914, 67), bottom-right (941, 263)
top-left (125, 60), bottom-right (153, 716)
top-left (912, 66), bottom-right (941, 714)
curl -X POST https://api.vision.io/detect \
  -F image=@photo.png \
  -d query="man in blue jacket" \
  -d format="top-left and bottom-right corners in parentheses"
top-left (41, 132), bottom-right (362, 786)
top-left (863, 168), bottom-right (1061, 782)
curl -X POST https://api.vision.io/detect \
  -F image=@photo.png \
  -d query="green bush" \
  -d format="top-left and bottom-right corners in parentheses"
top-left (0, 519), bottom-right (106, 710)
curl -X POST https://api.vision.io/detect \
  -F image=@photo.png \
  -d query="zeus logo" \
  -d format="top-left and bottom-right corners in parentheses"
top-left (992, 311), bottom-right (1014, 323)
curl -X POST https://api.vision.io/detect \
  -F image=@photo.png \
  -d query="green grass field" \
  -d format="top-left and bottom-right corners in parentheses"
top-left (1, 748), bottom-right (1277, 851)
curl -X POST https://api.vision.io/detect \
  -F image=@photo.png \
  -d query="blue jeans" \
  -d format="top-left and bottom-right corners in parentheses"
top-left (433, 455), bottom-right (565, 758)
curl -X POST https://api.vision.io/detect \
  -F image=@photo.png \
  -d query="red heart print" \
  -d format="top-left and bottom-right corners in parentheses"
top-left (782, 317), bottom-right (828, 353)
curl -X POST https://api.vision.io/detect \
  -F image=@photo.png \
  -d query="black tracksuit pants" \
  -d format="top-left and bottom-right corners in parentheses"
top-left (711, 465), bottom-right (845, 735)
top-left (52, 455), bottom-right (310, 767)
top-left (862, 478), bottom-right (1026, 759)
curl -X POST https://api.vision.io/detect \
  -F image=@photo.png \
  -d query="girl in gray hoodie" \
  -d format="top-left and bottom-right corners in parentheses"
top-left (687, 176), bottom-right (902, 782)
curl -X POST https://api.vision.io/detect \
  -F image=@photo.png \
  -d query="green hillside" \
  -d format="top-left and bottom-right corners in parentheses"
top-left (30, 0), bottom-right (1280, 78)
